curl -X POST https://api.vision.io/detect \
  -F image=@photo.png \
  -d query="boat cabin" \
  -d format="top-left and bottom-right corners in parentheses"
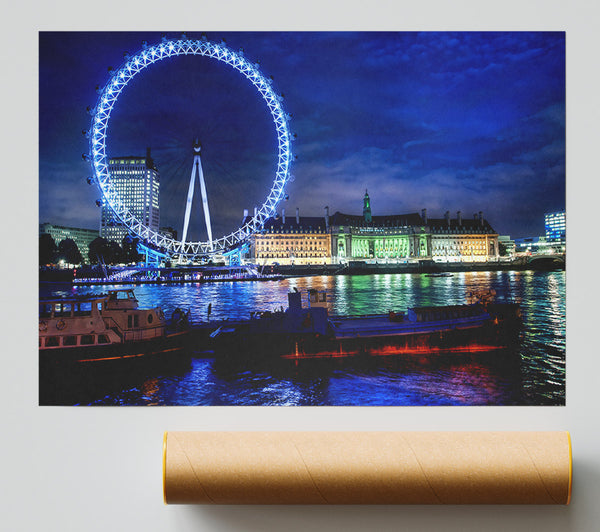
top-left (287, 289), bottom-right (329, 314)
top-left (39, 297), bottom-right (103, 319)
top-left (307, 289), bottom-right (328, 308)
top-left (39, 289), bottom-right (166, 351)
top-left (105, 289), bottom-right (139, 310)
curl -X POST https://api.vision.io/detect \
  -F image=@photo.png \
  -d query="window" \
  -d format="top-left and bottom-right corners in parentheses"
top-left (97, 335), bottom-right (110, 344)
top-left (45, 336), bottom-right (60, 347)
top-left (81, 335), bottom-right (94, 345)
top-left (76, 302), bottom-right (92, 316)
top-left (63, 336), bottom-right (77, 346)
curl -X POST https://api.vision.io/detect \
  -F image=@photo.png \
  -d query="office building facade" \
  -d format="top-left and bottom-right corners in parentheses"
top-left (39, 223), bottom-right (99, 263)
top-left (545, 211), bottom-right (566, 243)
top-left (100, 148), bottom-right (159, 244)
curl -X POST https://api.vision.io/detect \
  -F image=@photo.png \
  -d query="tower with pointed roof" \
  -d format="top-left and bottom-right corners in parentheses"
top-left (363, 189), bottom-right (372, 223)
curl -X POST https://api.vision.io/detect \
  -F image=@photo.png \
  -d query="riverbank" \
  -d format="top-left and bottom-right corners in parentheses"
top-left (271, 258), bottom-right (565, 277)
top-left (39, 256), bottom-right (564, 284)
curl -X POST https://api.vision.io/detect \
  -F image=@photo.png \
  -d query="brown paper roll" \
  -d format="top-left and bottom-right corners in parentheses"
top-left (163, 431), bottom-right (572, 505)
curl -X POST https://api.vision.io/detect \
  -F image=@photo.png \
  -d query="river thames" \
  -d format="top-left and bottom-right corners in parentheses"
top-left (39, 270), bottom-right (565, 406)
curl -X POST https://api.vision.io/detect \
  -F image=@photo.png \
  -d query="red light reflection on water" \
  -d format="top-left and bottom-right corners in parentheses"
top-left (282, 350), bottom-right (361, 359)
top-left (281, 343), bottom-right (505, 360)
top-left (368, 344), bottom-right (505, 357)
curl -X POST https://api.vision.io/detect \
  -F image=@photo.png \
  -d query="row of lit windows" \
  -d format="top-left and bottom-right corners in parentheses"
top-left (257, 235), bottom-right (326, 240)
top-left (258, 247), bottom-right (327, 252)
top-left (433, 244), bottom-right (487, 250)
top-left (115, 185), bottom-right (156, 190)
top-left (432, 249), bottom-right (488, 256)
top-left (111, 170), bottom-right (147, 175)
top-left (264, 229), bottom-right (325, 234)
top-left (432, 242), bottom-right (487, 248)
top-left (256, 243), bottom-right (328, 248)
top-left (256, 242), bottom-right (327, 247)
top-left (257, 252), bottom-right (327, 258)
top-left (111, 184), bottom-right (151, 190)
top-left (430, 228), bottom-right (490, 234)
top-left (353, 252), bottom-right (410, 258)
top-left (256, 237), bottom-right (328, 243)
top-left (351, 229), bottom-right (412, 235)
top-left (431, 237), bottom-right (488, 244)
top-left (109, 158), bottom-right (146, 164)
top-left (111, 191), bottom-right (150, 197)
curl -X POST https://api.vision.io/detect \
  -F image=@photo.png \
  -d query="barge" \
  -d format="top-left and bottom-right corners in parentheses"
top-left (39, 289), bottom-right (191, 365)
top-left (210, 289), bottom-right (522, 359)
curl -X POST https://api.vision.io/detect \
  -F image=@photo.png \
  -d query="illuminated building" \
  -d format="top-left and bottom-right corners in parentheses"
top-left (514, 235), bottom-right (564, 255)
top-left (513, 211), bottom-right (566, 255)
top-left (39, 223), bottom-right (99, 263)
top-left (100, 148), bottom-right (159, 244)
top-left (514, 236), bottom-right (543, 254)
top-left (545, 211), bottom-right (566, 243)
top-left (427, 211), bottom-right (498, 263)
top-left (250, 208), bottom-right (331, 266)
top-left (498, 235), bottom-right (516, 257)
top-left (329, 199), bottom-right (498, 264)
top-left (329, 211), bottom-right (426, 262)
top-left (247, 192), bottom-right (499, 265)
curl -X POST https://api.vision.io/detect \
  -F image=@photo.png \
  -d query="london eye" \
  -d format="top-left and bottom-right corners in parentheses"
top-left (84, 34), bottom-right (293, 260)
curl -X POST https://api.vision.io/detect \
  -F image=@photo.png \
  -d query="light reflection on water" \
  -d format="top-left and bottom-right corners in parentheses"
top-left (39, 271), bottom-right (565, 406)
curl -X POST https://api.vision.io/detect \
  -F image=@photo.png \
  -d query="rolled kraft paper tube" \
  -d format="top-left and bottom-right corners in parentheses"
top-left (163, 431), bottom-right (572, 505)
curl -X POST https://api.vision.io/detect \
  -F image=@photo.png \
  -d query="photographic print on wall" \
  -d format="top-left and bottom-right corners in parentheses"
top-left (39, 31), bottom-right (565, 406)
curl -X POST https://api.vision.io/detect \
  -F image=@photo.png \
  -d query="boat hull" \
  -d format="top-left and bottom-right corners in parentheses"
top-left (39, 330), bottom-right (191, 366)
top-left (211, 304), bottom-right (522, 360)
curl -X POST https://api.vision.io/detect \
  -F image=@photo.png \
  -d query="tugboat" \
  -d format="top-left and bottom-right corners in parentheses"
top-left (210, 289), bottom-right (522, 360)
top-left (39, 289), bottom-right (190, 365)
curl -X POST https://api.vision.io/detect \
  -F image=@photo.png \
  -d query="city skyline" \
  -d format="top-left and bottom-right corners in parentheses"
top-left (39, 31), bottom-right (565, 240)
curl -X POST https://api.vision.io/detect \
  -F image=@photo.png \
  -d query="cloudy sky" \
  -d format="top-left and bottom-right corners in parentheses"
top-left (39, 31), bottom-right (565, 240)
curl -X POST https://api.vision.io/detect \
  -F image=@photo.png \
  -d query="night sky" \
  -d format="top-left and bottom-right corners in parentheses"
top-left (39, 31), bottom-right (565, 240)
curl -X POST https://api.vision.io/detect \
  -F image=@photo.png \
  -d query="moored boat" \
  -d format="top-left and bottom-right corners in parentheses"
top-left (39, 289), bottom-right (191, 365)
top-left (209, 289), bottom-right (522, 359)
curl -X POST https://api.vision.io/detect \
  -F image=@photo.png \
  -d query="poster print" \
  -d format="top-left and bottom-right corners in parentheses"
top-left (39, 32), bottom-right (565, 406)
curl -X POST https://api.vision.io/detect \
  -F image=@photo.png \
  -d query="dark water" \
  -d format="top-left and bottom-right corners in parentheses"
top-left (39, 271), bottom-right (565, 406)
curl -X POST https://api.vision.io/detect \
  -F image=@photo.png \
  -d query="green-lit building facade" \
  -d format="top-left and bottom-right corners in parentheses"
top-left (330, 211), bottom-right (429, 262)
top-left (329, 192), bottom-right (498, 264)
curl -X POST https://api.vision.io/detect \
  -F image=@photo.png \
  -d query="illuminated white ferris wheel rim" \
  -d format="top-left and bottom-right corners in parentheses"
top-left (88, 37), bottom-right (292, 257)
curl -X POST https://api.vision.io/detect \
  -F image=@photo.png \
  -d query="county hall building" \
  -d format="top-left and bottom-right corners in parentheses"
top-left (249, 191), bottom-right (499, 265)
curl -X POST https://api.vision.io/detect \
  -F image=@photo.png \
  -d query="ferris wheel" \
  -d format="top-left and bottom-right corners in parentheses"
top-left (84, 34), bottom-right (293, 259)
